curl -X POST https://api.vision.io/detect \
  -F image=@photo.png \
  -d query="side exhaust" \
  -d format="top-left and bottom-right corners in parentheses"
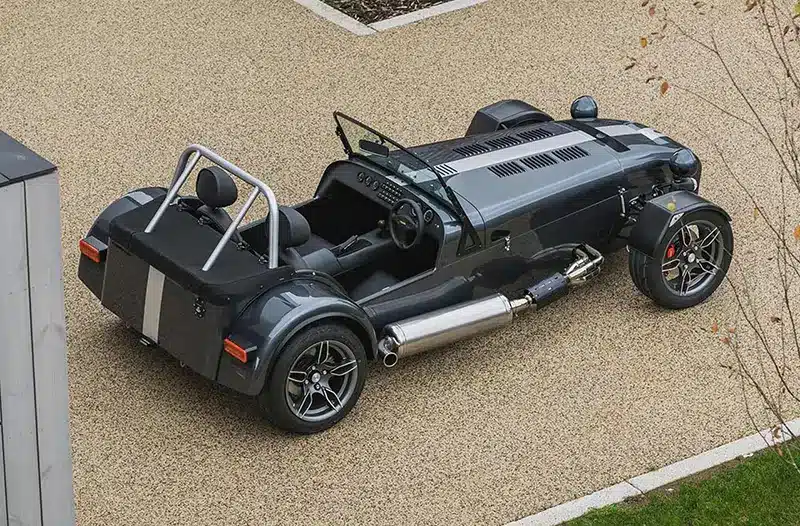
top-left (377, 245), bottom-right (603, 366)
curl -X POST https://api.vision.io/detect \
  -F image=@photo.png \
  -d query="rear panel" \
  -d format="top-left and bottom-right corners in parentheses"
top-left (100, 241), bottom-right (232, 379)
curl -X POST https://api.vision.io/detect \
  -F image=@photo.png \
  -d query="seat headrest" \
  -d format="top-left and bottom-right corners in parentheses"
top-left (196, 166), bottom-right (238, 209)
top-left (278, 206), bottom-right (311, 248)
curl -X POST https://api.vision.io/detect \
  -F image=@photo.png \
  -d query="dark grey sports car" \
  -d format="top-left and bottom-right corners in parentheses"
top-left (78, 97), bottom-right (733, 433)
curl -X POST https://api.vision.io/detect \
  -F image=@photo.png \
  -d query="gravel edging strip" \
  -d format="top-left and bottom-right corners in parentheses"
top-left (292, 0), bottom-right (377, 35)
top-left (507, 417), bottom-right (800, 526)
top-left (291, 0), bottom-right (489, 35)
top-left (369, 0), bottom-right (490, 31)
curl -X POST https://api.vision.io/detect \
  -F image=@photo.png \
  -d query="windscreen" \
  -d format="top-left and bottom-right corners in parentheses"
top-left (334, 113), bottom-right (451, 203)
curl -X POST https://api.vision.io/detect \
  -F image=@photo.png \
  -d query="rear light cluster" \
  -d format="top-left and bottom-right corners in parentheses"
top-left (79, 236), bottom-right (107, 263)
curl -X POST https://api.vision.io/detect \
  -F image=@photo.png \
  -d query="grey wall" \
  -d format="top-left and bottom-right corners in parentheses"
top-left (0, 132), bottom-right (75, 526)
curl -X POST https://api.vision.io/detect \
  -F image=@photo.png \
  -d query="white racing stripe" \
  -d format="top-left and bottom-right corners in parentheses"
top-left (400, 130), bottom-right (595, 183)
top-left (125, 190), bottom-right (154, 205)
top-left (596, 124), bottom-right (665, 141)
top-left (142, 266), bottom-right (165, 343)
top-left (397, 125), bottom-right (666, 185)
top-left (445, 130), bottom-right (594, 173)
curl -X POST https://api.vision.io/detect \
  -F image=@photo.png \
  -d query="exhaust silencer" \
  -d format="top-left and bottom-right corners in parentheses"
top-left (381, 293), bottom-right (521, 360)
top-left (376, 244), bottom-right (604, 366)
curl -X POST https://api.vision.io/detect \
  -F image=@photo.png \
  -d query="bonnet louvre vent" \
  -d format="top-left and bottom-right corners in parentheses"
top-left (552, 145), bottom-right (589, 162)
top-left (485, 136), bottom-right (522, 149)
top-left (520, 153), bottom-right (558, 170)
top-left (517, 128), bottom-right (554, 142)
top-left (488, 161), bottom-right (526, 178)
top-left (453, 143), bottom-right (490, 157)
top-left (435, 163), bottom-right (458, 177)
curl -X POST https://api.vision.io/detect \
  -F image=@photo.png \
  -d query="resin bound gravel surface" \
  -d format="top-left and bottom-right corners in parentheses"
top-left (1, 0), bottom-right (797, 524)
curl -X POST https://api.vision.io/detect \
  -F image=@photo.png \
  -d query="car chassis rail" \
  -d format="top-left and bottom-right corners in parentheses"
top-left (143, 144), bottom-right (280, 271)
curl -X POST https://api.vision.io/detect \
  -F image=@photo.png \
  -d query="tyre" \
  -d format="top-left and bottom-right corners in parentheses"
top-left (629, 209), bottom-right (733, 309)
top-left (259, 322), bottom-right (367, 434)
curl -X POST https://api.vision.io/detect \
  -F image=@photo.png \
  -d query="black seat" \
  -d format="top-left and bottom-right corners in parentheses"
top-left (276, 206), bottom-right (340, 274)
top-left (195, 166), bottom-right (243, 244)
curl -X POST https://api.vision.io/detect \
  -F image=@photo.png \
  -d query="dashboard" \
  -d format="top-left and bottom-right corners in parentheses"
top-left (320, 162), bottom-right (439, 227)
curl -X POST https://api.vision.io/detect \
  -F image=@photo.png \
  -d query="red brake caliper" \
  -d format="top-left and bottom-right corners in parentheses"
top-left (666, 244), bottom-right (676, 259)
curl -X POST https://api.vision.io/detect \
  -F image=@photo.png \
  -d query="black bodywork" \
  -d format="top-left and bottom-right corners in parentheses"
top-left (79, 99), bottom-right (719, 398)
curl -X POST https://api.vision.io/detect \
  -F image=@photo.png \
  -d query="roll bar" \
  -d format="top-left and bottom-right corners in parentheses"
top-left (144, 144), bottom-right (280, 271)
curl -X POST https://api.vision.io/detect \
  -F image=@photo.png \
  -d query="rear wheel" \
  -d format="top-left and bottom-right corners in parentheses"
top-left (629, 210), bottom-right (733, 309)
top-left (259, 323), bottom-right (367, 434)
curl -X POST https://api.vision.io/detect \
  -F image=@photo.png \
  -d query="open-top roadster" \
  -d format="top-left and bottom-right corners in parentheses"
top-left (79, 97), bottom-right (734, 433)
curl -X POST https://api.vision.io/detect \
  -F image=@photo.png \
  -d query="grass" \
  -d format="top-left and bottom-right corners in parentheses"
top-left (567, 445), bottom-right (800, 526)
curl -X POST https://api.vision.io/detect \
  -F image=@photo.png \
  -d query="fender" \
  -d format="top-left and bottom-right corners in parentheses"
top-left (78, 186), bottom-right (167, 299)
top-left (628, 190), bottom-right (731, 258)
top-left (216, 275), bottom-right (376, 396)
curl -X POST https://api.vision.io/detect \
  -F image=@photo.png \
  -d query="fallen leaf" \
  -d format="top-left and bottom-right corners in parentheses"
top-left (660, 80), bottom-right (670, 95)
top-left (721, 336), bottom-right (731, 344)
top-left (649, 5), bottom-right (656, 16)
top-left (770, 316), bottom-right (782, 323)
top-left (794, 224), bottom-right (800, 240)
top-left (753, 207), bottom-right (760, 219)
top-left (640, 36), bottom-right (648, 47)
top-left (728, 327), bottom-right (736, 333)
top-left (795, 1), bottom-right (800, 16)
top-left (711, 321), bottom-right (719, 334)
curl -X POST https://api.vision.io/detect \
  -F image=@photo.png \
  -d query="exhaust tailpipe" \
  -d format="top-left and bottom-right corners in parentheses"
top-left (378, 245), bottom-right (603, 367)
top-left (377, 339), bottom-right (398, 368)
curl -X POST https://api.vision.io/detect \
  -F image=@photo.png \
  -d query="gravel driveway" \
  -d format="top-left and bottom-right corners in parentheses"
top-left (0, 0), bottom-right (795, 524)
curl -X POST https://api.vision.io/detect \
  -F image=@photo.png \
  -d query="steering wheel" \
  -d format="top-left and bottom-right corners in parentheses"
top-left (389, 198), bottom-right (424, 250)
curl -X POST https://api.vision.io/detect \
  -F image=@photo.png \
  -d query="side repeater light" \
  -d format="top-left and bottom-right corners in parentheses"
top-left (79, 236), bottom-right (107, 263)
top-left (223, 337), bottom-right (256, 363)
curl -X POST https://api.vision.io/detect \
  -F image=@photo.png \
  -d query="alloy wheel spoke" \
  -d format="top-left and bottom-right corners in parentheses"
top-left (662, 258), bottom-right (681, 273)
top-left (297, 390), bottom-right (314, 417)
top-left (288, 370), bottom-right (307, 384)
top-left (699, 227), bottom-right (720, 248)
top-left (680, 267), bottom-right (691, 295)
top-left (329, 360), bottom-right (357, 377)
top-left (321, 386), bottom-right (342, 412)
top-left (697, 258), bottom-right (720, 273)
top-left (680, 225), bottom-right (693, 247)
top-left (316, 341), bottom-right (330, 365)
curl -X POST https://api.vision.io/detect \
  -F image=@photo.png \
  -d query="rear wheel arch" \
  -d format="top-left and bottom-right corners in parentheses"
top-left (271, 313), bottom-right (376, 366)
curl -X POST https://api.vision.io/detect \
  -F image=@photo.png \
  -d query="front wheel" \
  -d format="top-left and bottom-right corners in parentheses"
top-left (259, 323), bottom-right (367, 434)
top-left (629, 210), bottom-right (733, 309)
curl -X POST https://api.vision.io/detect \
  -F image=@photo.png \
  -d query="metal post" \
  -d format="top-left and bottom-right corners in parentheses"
top-left (0, 131), bottom-right (76, 526)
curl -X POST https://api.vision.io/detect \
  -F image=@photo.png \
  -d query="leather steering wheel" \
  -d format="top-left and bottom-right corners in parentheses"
top-left (389, 198), bottom-right (424, 250)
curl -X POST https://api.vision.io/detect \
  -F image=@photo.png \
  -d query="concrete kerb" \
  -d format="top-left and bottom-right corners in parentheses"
top-left (508, 418), bottom-right (800, 526)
